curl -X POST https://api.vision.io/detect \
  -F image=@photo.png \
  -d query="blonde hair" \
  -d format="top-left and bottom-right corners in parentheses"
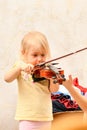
top-left (20, 31), bottom-right (51, 59)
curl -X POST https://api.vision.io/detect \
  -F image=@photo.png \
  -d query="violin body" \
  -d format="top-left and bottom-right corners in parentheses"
top-left (32, 67), bottom-right (66, 84)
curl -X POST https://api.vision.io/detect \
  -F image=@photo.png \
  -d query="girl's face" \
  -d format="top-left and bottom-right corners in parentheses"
top-left (23, 45), bottom-right (47, 65)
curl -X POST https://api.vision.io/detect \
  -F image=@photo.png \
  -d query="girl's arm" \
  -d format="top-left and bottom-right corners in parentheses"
top-left (49, 79), bottom-right (59, 92)
top-left (4, 66), bottom-right (21, 82)
top-left (4, 63), bottom-right (34, 83)
top-left (63, 75), bottom-right (87, 112)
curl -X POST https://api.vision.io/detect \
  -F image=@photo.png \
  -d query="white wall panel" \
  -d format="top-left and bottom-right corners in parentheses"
top-left (0, 0), bottom-right (87, 129)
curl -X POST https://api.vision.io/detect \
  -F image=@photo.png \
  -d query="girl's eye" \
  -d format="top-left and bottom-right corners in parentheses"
top-left (41, 54), bottom-right (45, 57)
top-left (32, 54), bottom-right (45, 57)
top-left (33, 54), bottom-right (37, 57)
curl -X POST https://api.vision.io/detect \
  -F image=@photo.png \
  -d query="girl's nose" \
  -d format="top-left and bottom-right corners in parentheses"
top-left (37, 56), bottom-right (43, 62)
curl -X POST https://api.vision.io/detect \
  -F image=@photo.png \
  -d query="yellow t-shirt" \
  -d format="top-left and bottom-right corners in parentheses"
top-left (14, 61), bottom-right (53, 121)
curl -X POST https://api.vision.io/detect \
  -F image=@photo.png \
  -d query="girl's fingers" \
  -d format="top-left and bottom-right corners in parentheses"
top-left (21, 64), bottom-right (34, 74)
top-left (69, 75), bottom-right (73, 82)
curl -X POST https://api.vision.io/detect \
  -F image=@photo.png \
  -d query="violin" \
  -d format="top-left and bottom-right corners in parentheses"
top-left (32, 63), bottom-right (66, 84)
top-left (32, 47), bottom-right (87, 84)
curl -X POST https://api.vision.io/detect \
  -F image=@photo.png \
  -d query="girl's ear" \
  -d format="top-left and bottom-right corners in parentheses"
top-left (21, 49), bottom-right (25, 55)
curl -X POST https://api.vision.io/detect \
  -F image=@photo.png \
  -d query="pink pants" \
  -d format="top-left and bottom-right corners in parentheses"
top-left (19, 120), bottom-right (51, 130)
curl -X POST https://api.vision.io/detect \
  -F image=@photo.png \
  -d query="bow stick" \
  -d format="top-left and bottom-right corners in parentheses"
top-left (35, 47), bottom-right (87, 67)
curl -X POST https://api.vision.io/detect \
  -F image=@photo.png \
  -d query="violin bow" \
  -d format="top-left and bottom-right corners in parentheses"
top-left (36, 47), bottom-right (87, 67)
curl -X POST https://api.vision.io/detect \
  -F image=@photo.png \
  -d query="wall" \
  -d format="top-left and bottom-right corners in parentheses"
top-left (0, 0), bottom-right (87, 130)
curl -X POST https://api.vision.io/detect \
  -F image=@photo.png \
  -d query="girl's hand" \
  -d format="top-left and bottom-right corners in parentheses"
top-left (62, 75), bottom-right (73, 89)
top-left (21, 63), bottom-right (34, 74)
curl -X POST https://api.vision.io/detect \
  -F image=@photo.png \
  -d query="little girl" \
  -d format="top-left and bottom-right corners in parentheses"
top-left (4, 31), bottom-right (59, 130)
